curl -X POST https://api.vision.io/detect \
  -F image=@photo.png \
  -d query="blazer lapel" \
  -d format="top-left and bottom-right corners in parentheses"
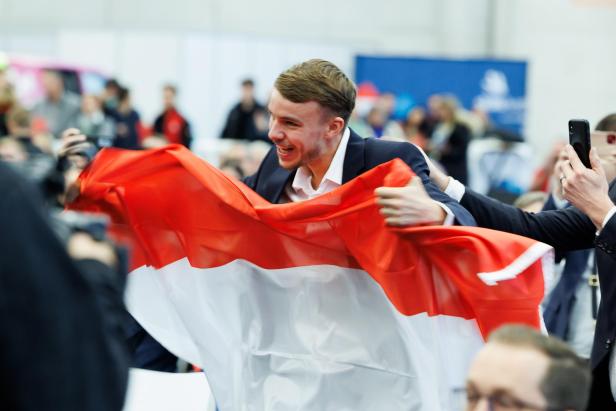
top-left (341, 129), bottom-right (367, 184)
top-left (609, 179), bottom-right (616, 202)
top-left (262, 167), bottom-right (295, 204)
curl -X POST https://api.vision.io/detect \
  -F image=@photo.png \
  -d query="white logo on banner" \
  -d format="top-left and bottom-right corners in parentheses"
top-left (473, 69), bottom-right (525, 124)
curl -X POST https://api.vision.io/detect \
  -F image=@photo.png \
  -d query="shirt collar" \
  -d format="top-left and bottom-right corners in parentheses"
top-left (291, 127), bottom-right (350, 194)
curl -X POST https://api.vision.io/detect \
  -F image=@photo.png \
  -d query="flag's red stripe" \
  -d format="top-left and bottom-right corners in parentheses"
top-left (70, 145), bottom-right (547, 338)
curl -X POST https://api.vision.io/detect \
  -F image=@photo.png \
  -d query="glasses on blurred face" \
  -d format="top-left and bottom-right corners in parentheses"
top-left (452, 387), bottom-right (559, 411)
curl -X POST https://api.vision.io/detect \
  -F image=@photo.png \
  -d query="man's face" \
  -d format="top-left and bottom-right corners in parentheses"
top-left (163, 88), bottom-right (175, 109)
top-left (42, 72), bottom-right (62, 96)
top-left (267, 88), bottom-right (335, 171)
top-left (465, 342), bottom-right (549, 410)
top-left (241, 84), bottom-right (255, 103)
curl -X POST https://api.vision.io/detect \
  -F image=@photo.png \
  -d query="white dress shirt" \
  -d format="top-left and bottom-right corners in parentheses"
top-left (284, 128), bottom-right (455, 225)
top-left (285, 128), bottom-right (351, 202)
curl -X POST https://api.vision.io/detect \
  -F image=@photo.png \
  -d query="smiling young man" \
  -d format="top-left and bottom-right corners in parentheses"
top-left (244, 59), bottom-right (475, 226)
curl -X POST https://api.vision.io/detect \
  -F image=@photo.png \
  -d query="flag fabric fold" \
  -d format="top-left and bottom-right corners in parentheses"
top-left (70, 145), bottom-right (552, 411)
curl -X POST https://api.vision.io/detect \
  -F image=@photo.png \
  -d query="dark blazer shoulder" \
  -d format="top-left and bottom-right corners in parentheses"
top-left (243, 146), bottom-right (293, 203)
top-left (362, 136), bottom-right (429, 178)
top-left (344, 132), bottom-right (427, 175)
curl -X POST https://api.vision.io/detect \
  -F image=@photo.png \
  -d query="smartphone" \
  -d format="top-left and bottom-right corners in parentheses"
top-left (569, 119), bottom-right (591, 168)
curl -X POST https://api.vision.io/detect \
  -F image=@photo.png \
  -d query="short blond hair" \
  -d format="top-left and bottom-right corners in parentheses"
top-left (274, 59), bottom-right (356, 124)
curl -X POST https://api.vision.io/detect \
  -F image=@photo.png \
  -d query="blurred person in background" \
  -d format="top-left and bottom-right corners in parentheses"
top-left (76, 94), bottom-right (115, 147)
top-left (346, 108), bottom-right (372, 139)
top-left (243, 140), bottom-right (273, 176)
top-left (531, 140), bottom-right (567, 193)
top-left (2, 105), bottom-right (44, 156)
top-left (366, 105), bottom-right (405, 140)
top-left (101, 78), bottom-right (122, 117)
top-left (219, 158), bottom-right (245, 180)
top-left (111, 87), bottom-right (141, 150)
top-left (375, 92), bottom-right (396, 120)
top-left (365, 106), bottom-right (387, 138)
top-left (427, 95), bottom-right (471, 184)
top-left (461, 324), bottom-right (590, 411)
top-left (467, 129), bottom-right (534, 204)
top-left (402, 106), bottom-right (429, 149)
top-left (219, 142), bottom-right (248, 174)
top-left (32, 69), bottom-right (80, 138)
top-left (419, 94), bottom-right (444, 138)
top-left (220, 78), bottom-right (268, 141)
top-left (153, 83), bottom-right (192, 148)
top-left (0, 136), bottom-right (27, 163)
top-left (0, 61), bottom-right (15, 137)
top-left (457, 106), bottom-right (489, 140)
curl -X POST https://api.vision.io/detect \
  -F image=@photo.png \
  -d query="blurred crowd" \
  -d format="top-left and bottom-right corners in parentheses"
top-left (0, 63), bottom-right (569, 208)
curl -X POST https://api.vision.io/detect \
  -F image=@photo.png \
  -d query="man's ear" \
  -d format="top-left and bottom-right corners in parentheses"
top-left (326, 116), bottom-right (346, 139)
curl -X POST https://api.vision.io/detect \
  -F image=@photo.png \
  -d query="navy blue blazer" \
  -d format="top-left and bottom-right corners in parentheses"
top-left (244, 129), bottom-right (476, 226)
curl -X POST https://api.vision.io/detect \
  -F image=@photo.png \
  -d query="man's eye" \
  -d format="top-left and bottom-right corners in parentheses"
top-left (466, 392), bottom-right (481, 403)
top-left (491, 395), bottom-right (519, 407)
top-left (285, 121), bottom-right (298, 127)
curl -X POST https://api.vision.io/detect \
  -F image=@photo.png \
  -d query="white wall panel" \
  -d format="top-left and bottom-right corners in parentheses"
top-left (57, 30), bottom-right (118, 74)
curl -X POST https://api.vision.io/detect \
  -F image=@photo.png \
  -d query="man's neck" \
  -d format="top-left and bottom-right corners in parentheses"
top-left (306, 132), bottom-right (345, 190)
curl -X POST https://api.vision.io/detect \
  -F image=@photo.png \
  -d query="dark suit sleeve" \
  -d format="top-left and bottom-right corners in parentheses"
top-left (398, 143), bottom-right (477, 226)
top-left (540, 194), bottom-right (568, 262)
top-left (595, 213), bottom-right (616, 258)
top-left (461, 188), bottom-right (596, 251)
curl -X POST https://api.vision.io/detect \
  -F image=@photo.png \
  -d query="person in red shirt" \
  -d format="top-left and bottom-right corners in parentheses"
top-left (153, 84), bottom-right (192, 148)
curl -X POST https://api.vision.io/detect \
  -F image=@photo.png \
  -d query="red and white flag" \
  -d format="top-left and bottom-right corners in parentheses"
top-left (70, 145), bottom-right (552, 411)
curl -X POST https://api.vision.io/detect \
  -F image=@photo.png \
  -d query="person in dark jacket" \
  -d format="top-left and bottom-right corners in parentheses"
top-left (0, 160), bottom-right (129, 411)
top-left (428, 95), bottom-right (470, 184)
top-left (112, 88), bottom-right (141, 150)
top-left (220, 79), bottom-right (268, 142)
top-left (153, 84), bottom-right (192, 148)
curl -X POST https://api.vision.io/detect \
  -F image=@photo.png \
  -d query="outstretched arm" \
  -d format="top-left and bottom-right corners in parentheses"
top-left (375, 143), bottom-right (476, 227)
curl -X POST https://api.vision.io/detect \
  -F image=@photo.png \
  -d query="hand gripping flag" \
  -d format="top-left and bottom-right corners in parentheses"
top-left (69, 145), bottom-right (552, 411)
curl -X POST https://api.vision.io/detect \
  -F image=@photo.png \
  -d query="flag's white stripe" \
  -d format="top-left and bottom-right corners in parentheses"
top-left (477, 242), bottom-right (553, 286)
top-left (127, 259), bottom-right (485, 411)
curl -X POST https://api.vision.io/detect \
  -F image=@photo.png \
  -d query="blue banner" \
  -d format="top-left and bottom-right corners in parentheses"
top-left (354, 55), bottom-right (527, 134)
